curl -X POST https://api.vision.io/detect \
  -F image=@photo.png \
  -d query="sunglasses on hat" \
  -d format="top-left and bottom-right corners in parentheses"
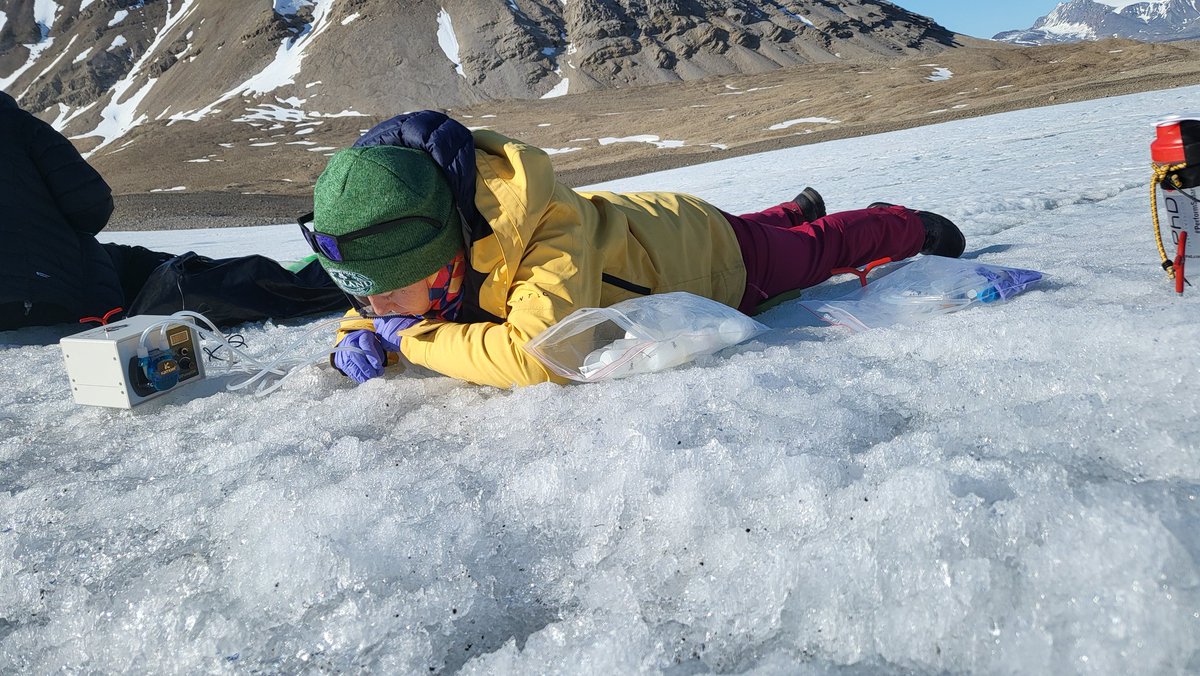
top-left (296, 211), bottom-right (444, 263)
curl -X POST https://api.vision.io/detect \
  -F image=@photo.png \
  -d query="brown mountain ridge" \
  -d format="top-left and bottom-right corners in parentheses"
top-left (98, 37), bottom-right (1200, 230)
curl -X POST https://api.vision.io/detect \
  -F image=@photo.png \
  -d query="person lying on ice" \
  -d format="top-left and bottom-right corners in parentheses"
top-left (302, 110), bottom-right (965, 388)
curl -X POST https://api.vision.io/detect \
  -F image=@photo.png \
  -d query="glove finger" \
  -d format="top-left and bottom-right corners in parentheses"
top-left (377, 334), bottom-right (402, 353)
top-left (364, 347), bottom-right (386, 370)
top-left (344, 330), bottom-right (386, 366)
top-left (341, 355), bottom-right (382, 383)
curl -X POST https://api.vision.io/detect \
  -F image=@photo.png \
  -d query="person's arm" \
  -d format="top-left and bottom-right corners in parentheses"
top-left (28, 118), bottom-right (113, 235)
top-left (400, 226), bottom-right (601, 388)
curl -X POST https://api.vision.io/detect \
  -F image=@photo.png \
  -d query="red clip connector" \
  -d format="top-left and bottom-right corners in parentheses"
top-left (831, 257), bottom-right (894, 287)
top-left (79, 307), bottom-right (124, 326)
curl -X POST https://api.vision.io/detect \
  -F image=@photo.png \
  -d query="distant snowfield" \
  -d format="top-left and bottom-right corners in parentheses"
top-left (5, 85), bottom-right (1200, 673)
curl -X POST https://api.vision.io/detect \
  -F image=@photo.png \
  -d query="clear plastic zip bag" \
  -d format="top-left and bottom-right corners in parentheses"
top-left (799, 256), bottom-right (1043, 332)
top-left (523, 292), bottom-right (768, 382)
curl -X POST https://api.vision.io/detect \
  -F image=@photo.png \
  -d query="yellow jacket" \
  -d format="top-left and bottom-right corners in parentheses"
top-left (336, 130), bottom-right (747, 387)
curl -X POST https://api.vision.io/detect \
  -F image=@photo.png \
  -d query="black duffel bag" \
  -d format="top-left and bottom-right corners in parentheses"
top-left (126, 252), bottom-right (348, 328)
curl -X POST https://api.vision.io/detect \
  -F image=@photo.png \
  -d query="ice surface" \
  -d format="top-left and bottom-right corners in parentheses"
top-left (4, 86), bottom-right (1200, 673)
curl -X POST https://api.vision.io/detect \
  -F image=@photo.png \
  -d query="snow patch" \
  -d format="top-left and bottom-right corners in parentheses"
top-left (170, 0), bottom-right (338, 124)
top-left (1040, 21), bottom-right (1095, 39)
top-left (17, 34), bottom-right (77, 101)
top-left (108, 10), bottom-right (128, 27)
top-left (767, 117), bottom-right (840, 130)
top-left (0, 11), bottom-right (7, 33)
top-left (79, 0), bottom-right (199, 154)
top-left (541, 77), bottom-right (570, 99)
top-left (340, 12), bottom-right (359, 25)
top-left (33, 0), bottom-right (59, 36)
top-left (436, 8), bottom-right (466, 78)
top-left (319, 109), bottom-right (366, 118)
top-left (149, 186), bottom-right (187, 192)
top-left (927, 67), bottom-right (954, 82)
top-left (1094, 0), bottom-right (1157, 12)
top-left (274, 0), bottom-right (313, 15)
top-left (0, 38), bottom-right (55, 90)
top-left (108, 35), bottom-right (127, 51)
top-left (542, 147), bottom-right (581, 155)
top-left (778, 6), bottom-right (818, 29)
top-left (50, 101), bottom-right (94, 131)
top-left (717, 85), bottom-right (785, 97)
top-left (598, 135), bottom-right (686, 149)
top-left (72, 48), bottom-right (93, 64)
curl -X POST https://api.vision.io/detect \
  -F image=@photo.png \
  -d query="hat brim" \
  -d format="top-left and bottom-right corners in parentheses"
top-left (320, 217), bottom-right (463, 296)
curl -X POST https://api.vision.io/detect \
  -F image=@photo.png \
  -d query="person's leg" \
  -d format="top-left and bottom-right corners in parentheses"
top-left (102, 243), bottom-right (176, 303)
top-left (0, 301), bottom-right (74, 330)
top-left (726, 204), bottom-right (924, 314)
top-left (735, 201), bottom-right (810, 230)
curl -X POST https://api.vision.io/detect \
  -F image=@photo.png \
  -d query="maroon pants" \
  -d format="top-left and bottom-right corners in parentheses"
top-left (723, 203), bottom-right (925, 313)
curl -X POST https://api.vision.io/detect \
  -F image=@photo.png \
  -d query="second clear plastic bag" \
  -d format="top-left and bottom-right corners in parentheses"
top-left (523, 292), bottom-right (769, 382)
top-left (799, 256), bottom-right (1044, 332)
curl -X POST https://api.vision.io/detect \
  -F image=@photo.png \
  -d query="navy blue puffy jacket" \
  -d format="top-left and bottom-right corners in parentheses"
top-left (0, 92), bottom-right (122, 319)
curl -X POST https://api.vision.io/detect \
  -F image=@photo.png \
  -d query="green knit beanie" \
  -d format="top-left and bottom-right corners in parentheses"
top-left (313, 146), bottom-right (462, 296)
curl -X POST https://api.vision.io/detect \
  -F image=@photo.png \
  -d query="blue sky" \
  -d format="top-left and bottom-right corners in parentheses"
top-left (891, 1), bottom-right (1064, 38)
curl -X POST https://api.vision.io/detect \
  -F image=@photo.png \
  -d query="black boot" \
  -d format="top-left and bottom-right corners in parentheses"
top-left (915, 210), bottom-right (966, 258)
top-left (793, 187), bottom-right (826, 222)
top-left (867, 203), bottom-right (965, 258)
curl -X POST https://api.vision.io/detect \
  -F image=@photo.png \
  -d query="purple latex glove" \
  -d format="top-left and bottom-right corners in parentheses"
top-left (334, 330), bottom-right (387, 383)
top-left (373, 316), bottom-right (421, 353)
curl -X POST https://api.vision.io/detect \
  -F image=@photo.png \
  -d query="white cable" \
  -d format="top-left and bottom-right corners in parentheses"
top-left (239, 345), bottom-right (366, 396)
top-left (163, 312), bottom-right (356, 396)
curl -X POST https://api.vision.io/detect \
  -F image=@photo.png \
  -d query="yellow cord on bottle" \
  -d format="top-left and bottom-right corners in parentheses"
top-left (1151, 162), bottom-right (1189, 279)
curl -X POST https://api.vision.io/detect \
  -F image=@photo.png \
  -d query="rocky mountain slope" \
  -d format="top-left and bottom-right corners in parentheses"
top-left (84, 36), bottom-right (1200, 230)
top-left (995, 0), bottom-right (1200, 44)
top-left (0, 0), bottom-right (955, 156)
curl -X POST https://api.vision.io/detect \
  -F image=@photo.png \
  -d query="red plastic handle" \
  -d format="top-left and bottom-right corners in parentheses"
top-left (831, 257), bottom-right (894, 287)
